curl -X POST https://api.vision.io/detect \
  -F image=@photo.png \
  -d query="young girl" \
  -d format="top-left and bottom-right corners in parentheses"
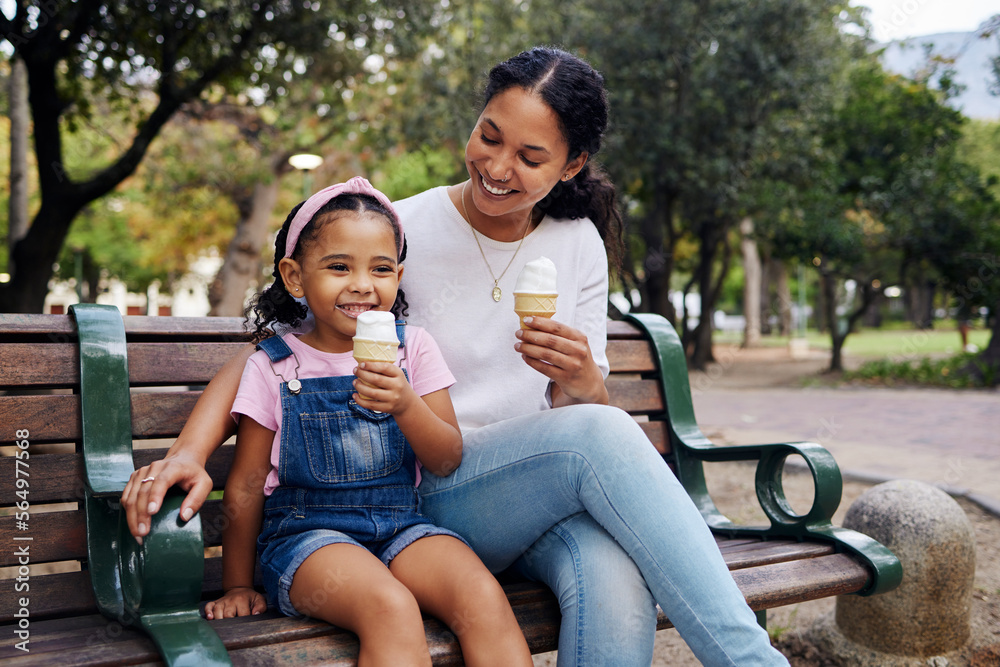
top-left (202, 177), bottom-right (531, 666)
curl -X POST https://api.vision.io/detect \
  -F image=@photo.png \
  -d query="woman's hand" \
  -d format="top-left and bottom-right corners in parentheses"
top-left (121, 454), bottom-right (215, 544)
top-left (515, 317), bottom-right (609, 406)
top-left (204, 587), bottom-right (266, 619)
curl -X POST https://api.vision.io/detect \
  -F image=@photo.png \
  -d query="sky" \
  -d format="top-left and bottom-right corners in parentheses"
top-left (853, 0), bottom-right (998, 42)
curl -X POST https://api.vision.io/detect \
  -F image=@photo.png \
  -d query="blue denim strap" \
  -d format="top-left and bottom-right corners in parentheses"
top-left (396, 321), bottom-right (406, 348)
top-left (257, 335), bottom-right (294, 362)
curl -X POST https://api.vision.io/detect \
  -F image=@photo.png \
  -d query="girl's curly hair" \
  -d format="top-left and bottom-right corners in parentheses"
top-left (245, 193), bottom-right (408, 342)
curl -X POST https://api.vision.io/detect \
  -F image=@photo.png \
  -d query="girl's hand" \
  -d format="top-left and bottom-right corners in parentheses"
top-left (353, 361), bottom-right (417, 414)
top-left (514, 317), bottom-right (609, 406)
top-left (204, 587), bottom-right (266, 619)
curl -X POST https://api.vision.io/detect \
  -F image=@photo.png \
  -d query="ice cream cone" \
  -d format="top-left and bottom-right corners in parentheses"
top-left (353, 338), bottom-right (398, 399)
top-left (514, 292), bottom-right (557, 329)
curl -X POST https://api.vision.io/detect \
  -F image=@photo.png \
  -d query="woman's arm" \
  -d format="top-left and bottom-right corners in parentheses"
top-left (122, 344), bottom-right (255, 541)
top-left (204, 416), bottom-right (272, 619)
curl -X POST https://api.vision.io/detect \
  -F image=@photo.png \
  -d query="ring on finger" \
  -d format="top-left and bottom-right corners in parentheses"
top-left (140, 476), bottom-right (156, 483)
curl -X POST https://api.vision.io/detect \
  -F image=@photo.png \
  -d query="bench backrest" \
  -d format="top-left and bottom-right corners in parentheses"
top-left (0, 314), bottom-right (669, 623)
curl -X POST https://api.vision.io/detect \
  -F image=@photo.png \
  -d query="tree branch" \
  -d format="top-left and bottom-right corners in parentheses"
top-left (75, 1), bottom-right (280, 204)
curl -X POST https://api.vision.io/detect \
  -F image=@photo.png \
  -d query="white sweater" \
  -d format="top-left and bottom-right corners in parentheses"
top-left (395, 186), bottom-right (610, 433)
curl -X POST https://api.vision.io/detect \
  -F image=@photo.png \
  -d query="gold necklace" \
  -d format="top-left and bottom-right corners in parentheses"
top-left (461, 180), bottom-right (531, 302)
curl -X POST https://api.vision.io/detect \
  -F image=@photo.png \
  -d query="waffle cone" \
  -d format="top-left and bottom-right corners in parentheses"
top-left (514, 293), bottom-right (557, 329)
top-left (353, 338), bottom-right (398, 400)
top-left (353, 338), bottom-right (398, 363)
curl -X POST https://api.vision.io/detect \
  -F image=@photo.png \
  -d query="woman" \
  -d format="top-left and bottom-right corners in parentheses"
top-left (123, 47), bottom-right (787, 666)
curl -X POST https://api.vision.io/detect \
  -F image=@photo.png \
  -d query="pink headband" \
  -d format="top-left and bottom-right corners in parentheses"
top-left (283, 176), bottom-right (402, 259)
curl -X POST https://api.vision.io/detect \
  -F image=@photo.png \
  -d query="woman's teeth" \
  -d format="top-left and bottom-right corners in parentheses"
top-left (482, 175), bottom-right (513, 196)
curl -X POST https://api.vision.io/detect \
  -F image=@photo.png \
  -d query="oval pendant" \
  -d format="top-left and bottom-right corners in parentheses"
top-left (492, 286), bottom-right (502, 302)
top-left (288, 379), bottom-right (302, 395)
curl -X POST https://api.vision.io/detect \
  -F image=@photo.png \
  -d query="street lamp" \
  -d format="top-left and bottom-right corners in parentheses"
top-left (288, 153), bottom-right (324, 200)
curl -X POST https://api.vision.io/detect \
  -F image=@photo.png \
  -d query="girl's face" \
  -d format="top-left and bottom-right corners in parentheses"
top-left (464, 86), bottom-right (588, 226)
top-left (279, 211), bottom-right (402, 352)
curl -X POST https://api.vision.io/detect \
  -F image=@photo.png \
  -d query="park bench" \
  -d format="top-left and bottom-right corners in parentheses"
top-left (0, 304), bottom-right (901, 665)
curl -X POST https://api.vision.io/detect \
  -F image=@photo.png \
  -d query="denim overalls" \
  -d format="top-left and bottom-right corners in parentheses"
top-left (253, 325), bottom-right (466, 616)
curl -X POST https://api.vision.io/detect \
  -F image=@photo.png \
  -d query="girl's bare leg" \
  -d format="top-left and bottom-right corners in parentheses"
top-left (389, 536), bottom-right (532, 667)
top-left (289, 543), bottom-right (431, 667)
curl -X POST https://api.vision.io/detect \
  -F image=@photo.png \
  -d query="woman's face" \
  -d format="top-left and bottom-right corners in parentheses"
top-left (464, 87), bottom-right (587, 224)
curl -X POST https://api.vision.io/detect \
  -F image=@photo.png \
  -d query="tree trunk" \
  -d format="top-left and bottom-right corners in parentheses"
top-left (740, 217), bottom-right (761, 348)
top-left (905, 281), bottom-right (935, 329)
top-left (208, 180), bottom-right (280, 316)
top-left (963, 298), bottom-right (1000, 386)
top-left (759, 255), bottom-right (772, 335)
top-left (7, 56), bottom-right (30, 269)
top-left (773, 259), bottom-right (792, 336)
top-left (639, 187), bottom-right (677, 322)
top-left (821, 271), bottom-right (845, 372)
top-left (0, 199), bottom-right (86, 312)
top-left (690, 223), bottom-right (731, 370)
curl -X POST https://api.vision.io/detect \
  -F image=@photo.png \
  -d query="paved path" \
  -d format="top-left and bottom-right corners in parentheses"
top-left (691, 378), bottom-right (1000, 508)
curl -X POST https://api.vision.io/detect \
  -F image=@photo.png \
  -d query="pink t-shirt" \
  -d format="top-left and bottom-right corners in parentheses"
top-left (231, 327), bottom-right (456, 495)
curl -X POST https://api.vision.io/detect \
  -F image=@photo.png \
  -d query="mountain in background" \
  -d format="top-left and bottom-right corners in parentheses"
top-left (879, 31), bottom-right (998, 121)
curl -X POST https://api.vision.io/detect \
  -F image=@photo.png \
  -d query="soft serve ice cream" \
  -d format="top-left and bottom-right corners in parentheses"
top-left (353, 311), bottom-right (399, 399)
top-left (513, 257), bottom-right (558, 329)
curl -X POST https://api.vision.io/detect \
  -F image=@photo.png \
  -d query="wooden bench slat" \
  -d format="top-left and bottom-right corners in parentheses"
top-left (0, 344), bottom-right (78, 387)
top-left (0, 569), bottom-right (94, 623)
top-left (0, 453), bottom-right (85, 505)
top-left (0, 342), bottom-right (245, 387)
top-left (0, 621), bottom-right (161, 666)
top-left (0, 510), bottom-right (85, 566)
top-left (605, 340), bottom-right (658, 372)
top-left (0, 392), bottom-right (200, 445)
top-left (605, 376), bottom-right (663, 414)
top-left (0, 395), bottom-right (79, 443)
top-left (734, 552), bottom-right (870, 608)
top-left (606, 320), bottom-right (646, 339)
top-left (0, 314), bottom-right (247, 339)
top-left (638, 421), bottom-right (670, 455)
top-left (718, 540), bottom-right (834, 570)
top-left (126, 342), bottom-right (247, 384)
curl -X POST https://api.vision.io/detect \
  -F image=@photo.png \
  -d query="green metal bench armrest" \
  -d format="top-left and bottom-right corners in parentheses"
top-left (622, 313), bottom-right (902, 596)
top-left (71, 304), bottom-right (230, 665)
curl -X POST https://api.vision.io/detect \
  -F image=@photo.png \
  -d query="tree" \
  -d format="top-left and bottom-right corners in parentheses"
top-left (549, 0), bottom-right (854, 368)
top-left (7, 56), bottom-right (29, 268)
top-left (0, 1), bottom-right (421, 312)
top-left (760, 59), bottom-right (1000, 372)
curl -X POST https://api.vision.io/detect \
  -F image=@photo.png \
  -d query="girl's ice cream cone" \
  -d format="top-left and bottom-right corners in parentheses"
top-left (353, 312), bottom-right (399, 399)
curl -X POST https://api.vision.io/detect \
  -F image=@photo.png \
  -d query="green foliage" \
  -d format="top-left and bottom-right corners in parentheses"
top-left (844, 353), bottom-right (997, 388)
top-left (959, 120), bottom-right (1000, 200)
top-left (372, 147), bottom-right (463, 202)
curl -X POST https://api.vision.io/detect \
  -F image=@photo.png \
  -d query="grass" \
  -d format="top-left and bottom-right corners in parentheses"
top-left (714, 323), bottom-right (991, 359)
top-left (842, 353), bottom-right (997, 388)
top-left (714, 322), bottom-right (997, 388)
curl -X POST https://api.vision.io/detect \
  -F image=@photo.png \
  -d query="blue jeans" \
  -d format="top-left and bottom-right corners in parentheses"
top-left (418, 404), bottom-right (788, 667)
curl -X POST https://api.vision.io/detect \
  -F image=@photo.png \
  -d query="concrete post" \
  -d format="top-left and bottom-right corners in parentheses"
top-left (810, 480), bottom-right (976, 664)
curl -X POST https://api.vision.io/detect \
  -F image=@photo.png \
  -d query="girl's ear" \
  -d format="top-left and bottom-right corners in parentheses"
top-left (278, 258), bottom-right (303, 296)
